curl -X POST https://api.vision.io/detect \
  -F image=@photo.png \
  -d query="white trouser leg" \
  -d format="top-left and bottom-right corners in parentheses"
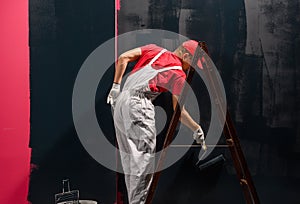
top-left (114, 96), bottom-right (156, 204)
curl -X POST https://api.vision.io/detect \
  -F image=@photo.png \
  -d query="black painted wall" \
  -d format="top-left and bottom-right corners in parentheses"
top-left (29, 0), bottom-right (116, 203)
top-left (29, 0), bottom-right (300, 203)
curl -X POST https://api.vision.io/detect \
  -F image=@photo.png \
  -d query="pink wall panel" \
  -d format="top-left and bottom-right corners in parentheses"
top-left (0, 0), bottom-right (30, 203)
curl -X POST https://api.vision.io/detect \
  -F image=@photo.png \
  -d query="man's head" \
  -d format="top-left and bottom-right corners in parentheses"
top-left (174, 40), bottom-right (202, 71)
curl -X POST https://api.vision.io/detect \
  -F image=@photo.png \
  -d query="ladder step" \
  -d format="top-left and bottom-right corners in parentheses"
top-left (240, 179), bottom-right (248, 186)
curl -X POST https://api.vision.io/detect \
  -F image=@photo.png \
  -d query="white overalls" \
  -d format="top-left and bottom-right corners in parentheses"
top-left (113, 49), bottom-right (182, 204)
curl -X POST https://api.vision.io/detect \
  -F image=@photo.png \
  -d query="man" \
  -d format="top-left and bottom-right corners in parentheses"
top-left (107, 40), bottom-right (205, 204)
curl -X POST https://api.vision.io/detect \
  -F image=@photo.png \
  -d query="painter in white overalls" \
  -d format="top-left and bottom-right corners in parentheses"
top-left (107, 41), bottom-right (206, 204)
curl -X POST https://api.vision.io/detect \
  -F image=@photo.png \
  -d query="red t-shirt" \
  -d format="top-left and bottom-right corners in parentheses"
top-left (131, 44), bottom-right (186, 96)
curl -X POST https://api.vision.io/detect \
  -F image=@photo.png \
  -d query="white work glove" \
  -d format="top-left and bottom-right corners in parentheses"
top-left (193, 127), bottom-right (207, 150)
top-left (107, 82), bottom-right (121, 106)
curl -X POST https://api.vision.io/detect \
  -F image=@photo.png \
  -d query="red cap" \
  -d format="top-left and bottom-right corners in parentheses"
top-left (182, 40), bottom-right (203, 69)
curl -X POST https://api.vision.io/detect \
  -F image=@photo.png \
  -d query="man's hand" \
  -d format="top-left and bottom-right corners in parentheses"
top-left (193, 127), bottom-right (207, 150)
top-left (107, 83), bottom-right (121, 106)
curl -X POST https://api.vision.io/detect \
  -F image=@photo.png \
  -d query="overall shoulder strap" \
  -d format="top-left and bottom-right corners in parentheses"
top-left (148, 49), bottom-right (167, 66)
top-left (157, 66), bottom-right (182, 73)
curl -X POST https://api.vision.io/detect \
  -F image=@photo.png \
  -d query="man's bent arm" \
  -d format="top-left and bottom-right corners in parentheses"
top-left (113, 48), bottom-right (142, 84)
top-left (172, 95), bottom-right (201, 131)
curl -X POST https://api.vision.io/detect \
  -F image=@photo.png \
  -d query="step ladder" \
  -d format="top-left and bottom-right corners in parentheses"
top-left (144, 41), bottom-right (260, 204)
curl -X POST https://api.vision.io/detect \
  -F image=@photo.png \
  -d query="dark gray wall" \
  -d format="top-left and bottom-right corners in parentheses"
top-left (118, 0), bottom-right (300, 203)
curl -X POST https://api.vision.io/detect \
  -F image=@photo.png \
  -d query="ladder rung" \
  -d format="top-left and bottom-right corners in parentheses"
top-left (226, 139), bottom-right (234, 146)
top-left (240, 179), bottom-right (248, 186)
